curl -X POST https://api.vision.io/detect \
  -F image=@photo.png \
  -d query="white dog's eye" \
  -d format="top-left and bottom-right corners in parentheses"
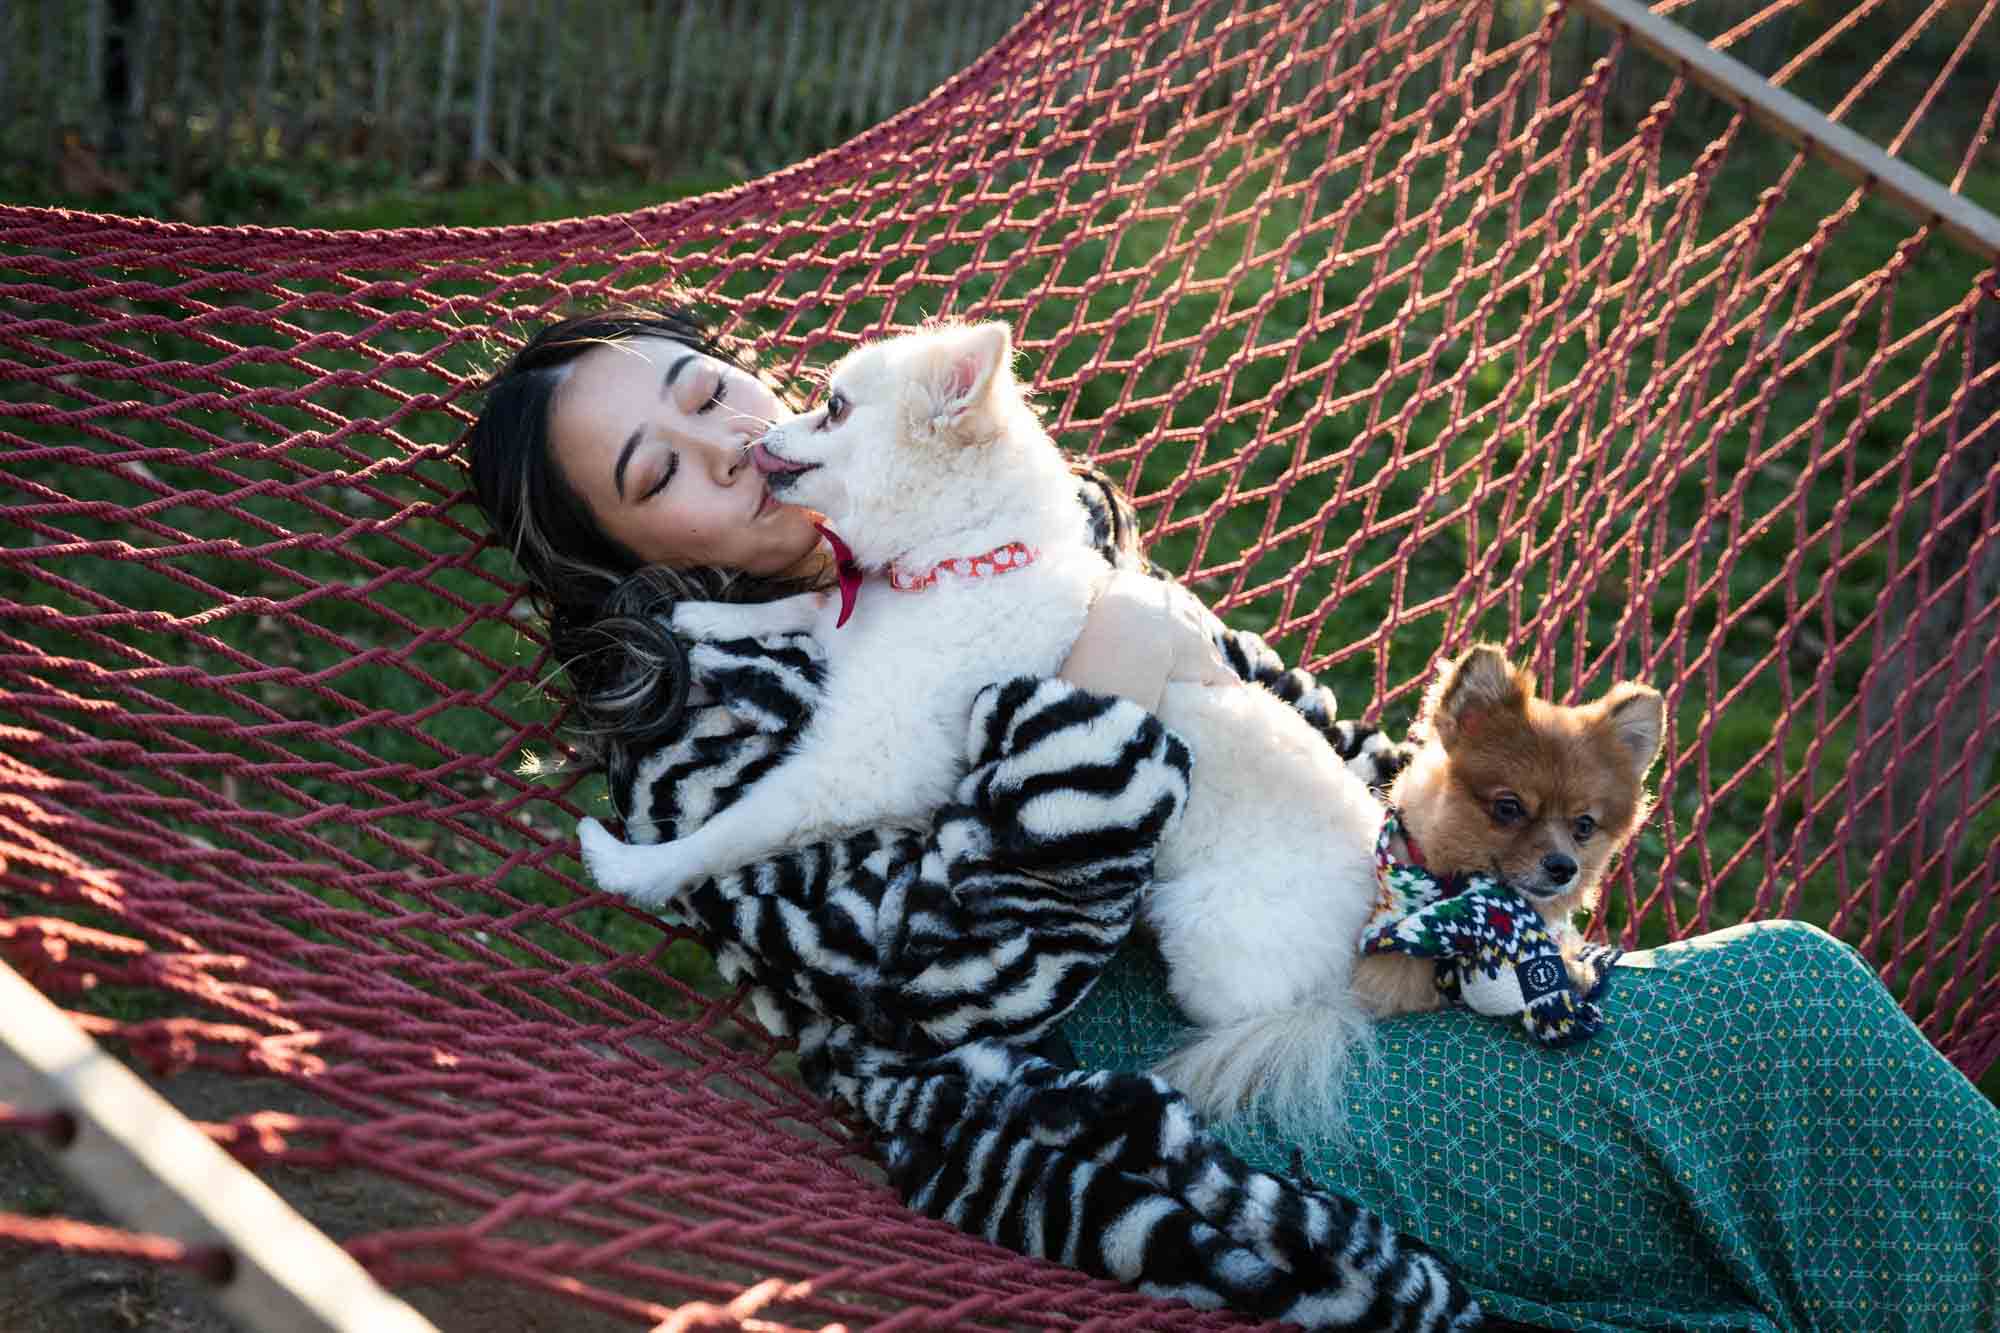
top-left (822, 391), bottom-right (849, 427)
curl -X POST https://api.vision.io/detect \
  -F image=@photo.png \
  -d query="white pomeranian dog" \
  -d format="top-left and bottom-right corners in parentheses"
top-left (577, 322), bottom-right (1383, 1131)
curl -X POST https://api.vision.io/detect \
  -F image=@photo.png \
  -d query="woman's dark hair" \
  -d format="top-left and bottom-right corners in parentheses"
top-left (466, 305), bottom-right (823, 775)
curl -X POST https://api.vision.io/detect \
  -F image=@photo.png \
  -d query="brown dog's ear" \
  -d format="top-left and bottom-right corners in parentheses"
top-left (919, 321), bottom-right (1012, 428)
top-left (1599, 682), bottom-right (1666, 782)
top-left (1426, 644), bottom-right (1527, 749)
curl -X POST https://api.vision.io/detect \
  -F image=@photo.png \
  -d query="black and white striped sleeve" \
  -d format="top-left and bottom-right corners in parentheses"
top-left (816, 1035), bottom-right (1483, 1333)
top-left (656, 677), bottom-right (1190, 1055)
top-left (611, 630), bottom-right (827, 845)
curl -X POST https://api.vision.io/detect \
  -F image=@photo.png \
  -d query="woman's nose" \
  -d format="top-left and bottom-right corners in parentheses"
top-left (713, 437), bottom-right (750, 480)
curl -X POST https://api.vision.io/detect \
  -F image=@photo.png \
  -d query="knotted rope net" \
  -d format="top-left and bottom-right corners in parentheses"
top-left (3, 0), bottom-right (1997, 1326)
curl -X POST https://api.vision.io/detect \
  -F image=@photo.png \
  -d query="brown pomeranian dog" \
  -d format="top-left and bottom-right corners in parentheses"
top-left (1350, 643), bottom-right (1667, 1018)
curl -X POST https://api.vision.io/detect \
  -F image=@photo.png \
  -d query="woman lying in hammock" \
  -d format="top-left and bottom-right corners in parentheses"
top-left (466, 306), bottom-right (2000, 1332)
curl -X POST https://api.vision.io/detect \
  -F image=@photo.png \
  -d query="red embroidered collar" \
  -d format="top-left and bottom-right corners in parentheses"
top-left (811, 526), bottom-right (1039, 630)
top-left (887, 542), bottom-right (1039, 592)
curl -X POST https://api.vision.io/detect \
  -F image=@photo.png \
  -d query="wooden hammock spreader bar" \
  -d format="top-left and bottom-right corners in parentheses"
top-left (1571, 0), bottom-right (2000, 261)
top-left (0, 961), bottom-right (439, 1333)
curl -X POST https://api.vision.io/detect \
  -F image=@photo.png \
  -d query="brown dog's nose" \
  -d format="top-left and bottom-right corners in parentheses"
top-left (1542, 852), bottom-right (1577, 884)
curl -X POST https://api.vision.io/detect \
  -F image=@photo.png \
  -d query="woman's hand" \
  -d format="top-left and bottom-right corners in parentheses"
top-left (1059, 569), bottom-right (1234, 711)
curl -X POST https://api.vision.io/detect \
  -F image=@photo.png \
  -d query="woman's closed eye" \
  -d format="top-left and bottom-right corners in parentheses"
top-left (639, 451), bottom-right (678, 502)
top-left (695, 371), bottom-right (729, 415)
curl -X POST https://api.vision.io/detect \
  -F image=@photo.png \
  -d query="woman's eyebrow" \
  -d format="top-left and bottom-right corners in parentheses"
top-left (614, 354), bottom-right (699, 498)
top-left (613, 427), bottom-right (644, 500)
top-left (662, 352), bottom-right (696, 395)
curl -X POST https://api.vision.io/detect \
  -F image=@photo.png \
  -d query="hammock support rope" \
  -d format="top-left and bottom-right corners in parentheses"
top-left (3, 0), bottom-right (1998, 1326)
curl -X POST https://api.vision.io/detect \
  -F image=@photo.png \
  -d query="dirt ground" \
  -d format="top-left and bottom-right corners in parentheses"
top-left (1, 1067), bottom-right (655, 1333)
top-left (0, 1128), bottom-right (236, 1333)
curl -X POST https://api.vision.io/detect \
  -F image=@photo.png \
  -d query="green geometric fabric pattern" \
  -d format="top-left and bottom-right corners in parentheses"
top-left (1063, 921), bottom-right (1999, 1330)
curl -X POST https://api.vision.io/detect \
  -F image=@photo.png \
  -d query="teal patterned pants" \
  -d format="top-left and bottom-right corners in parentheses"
top-left (1063, 921), bottom-right (2000, 1331)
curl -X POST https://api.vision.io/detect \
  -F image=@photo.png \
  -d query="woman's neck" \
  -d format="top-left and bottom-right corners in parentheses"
top-left (786, 542), bottom-right (838, 589)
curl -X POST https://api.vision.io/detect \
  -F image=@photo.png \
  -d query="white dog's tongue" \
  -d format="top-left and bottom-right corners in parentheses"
top-left (813, 523), bottom-right (862, 629)
top-left (750, 442), bottom-right (812, 474)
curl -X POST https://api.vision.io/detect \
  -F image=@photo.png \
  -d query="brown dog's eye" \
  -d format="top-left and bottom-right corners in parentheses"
top-left (1491, 794), bottom-right (1526, 824)
top-left (1573, 814), bottom-right (1597, 841)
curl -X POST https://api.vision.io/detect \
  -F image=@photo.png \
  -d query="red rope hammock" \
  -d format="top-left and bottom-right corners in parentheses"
top-left (3, 0), bottom-right (1997, 1325)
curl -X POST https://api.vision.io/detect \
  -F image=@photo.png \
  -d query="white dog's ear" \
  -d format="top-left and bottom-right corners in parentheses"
top-left (920, 321), bottom-right (1012, 426)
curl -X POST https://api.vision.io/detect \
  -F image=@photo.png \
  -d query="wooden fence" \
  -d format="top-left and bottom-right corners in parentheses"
top-left (5, 1), bottom-right (1991, 211)
top-left (3, 0), bottom-right (1038, 192)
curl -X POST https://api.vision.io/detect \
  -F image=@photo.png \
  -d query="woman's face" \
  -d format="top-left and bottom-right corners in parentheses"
top-left (549, 337), bottom-right (823, 576)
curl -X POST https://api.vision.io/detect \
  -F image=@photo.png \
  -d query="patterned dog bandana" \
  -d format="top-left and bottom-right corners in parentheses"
top-left (1360, 808), bottom-right (1619, 1046)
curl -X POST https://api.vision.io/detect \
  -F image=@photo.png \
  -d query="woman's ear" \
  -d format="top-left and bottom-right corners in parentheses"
top-left (922, 321), bottom-right (1013, 426)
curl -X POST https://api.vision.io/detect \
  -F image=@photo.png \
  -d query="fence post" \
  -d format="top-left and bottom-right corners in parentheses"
top-left (102, 0), bottom-right (139, 161)
top-left (36, 0), bottom-right (58, 146)
top-left (396, 4), bottom-right (427, 176)
top-left (85, 0), bottom-right (103, 144)
top-left (503, 0), bottom-right (529, 172)
top-left (469, 0), bottom-right (499, 174)
top-left (872, 0), bottom-right (912, 127)
top-left (637, 0), bottom-right (669, 158)
top-left (252, 0), bottom-right (280, 158)
top-left (431, 0), bottom-right (461, 178)
top-left (336, 0), bottom-right (358, 152)
top-left (294, 0), bottom-right (319, 148)
top-left (534, 0), bottom-right (561, 176)
top-left (166, 0), bottom-right (189, 189)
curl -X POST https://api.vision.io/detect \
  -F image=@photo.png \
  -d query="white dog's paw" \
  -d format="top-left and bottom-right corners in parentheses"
top-left (671, 592), bottom-right (823, 643)
top-left (671, 600), bottom-right (756, 642)
top-left (577, 816), bottom-right (695, 910)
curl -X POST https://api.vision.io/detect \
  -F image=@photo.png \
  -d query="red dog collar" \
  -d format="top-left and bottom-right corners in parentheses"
top-left (813, 524), bottom-right (863, 628)
top-left (887, 542), bottom-right (1039, 592)
top-left (811, 530), bottom-right (1040, 629)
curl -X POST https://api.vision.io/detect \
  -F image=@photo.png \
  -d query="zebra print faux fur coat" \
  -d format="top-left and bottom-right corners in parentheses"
top-left (601, 473), bottom-right (1481, 1332)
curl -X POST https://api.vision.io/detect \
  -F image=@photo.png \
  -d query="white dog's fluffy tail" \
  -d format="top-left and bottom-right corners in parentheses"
top-left (1152, 994), bottom-right (1375, 1136)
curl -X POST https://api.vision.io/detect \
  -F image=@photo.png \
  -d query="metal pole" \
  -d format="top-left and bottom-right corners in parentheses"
top-left (1569, 0), bottom-right (2000, 261)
